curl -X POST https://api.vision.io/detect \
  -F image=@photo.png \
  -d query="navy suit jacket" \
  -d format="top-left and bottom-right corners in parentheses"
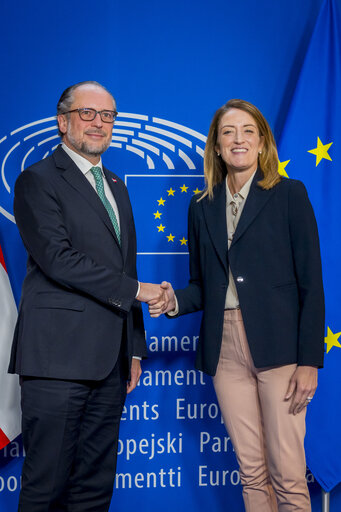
top-left (9, 145), bottom-right (147, 380)
top-left (175, 170), bottom-right (325, 376)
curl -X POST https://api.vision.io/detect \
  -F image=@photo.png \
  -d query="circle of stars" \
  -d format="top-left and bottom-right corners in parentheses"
top-left (153, 184), bottom-right (202, 246)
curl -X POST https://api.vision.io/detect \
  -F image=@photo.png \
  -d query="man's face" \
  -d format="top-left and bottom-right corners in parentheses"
top-left (58, 85), bottom-right (115, 163)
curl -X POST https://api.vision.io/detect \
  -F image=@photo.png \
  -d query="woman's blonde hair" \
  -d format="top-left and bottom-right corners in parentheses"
top-left (201, 99), bottom-right (281, 200)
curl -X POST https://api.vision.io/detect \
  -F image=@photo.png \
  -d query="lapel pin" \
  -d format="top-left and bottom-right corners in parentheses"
top-left (112, 178), bottom-right (117, 183)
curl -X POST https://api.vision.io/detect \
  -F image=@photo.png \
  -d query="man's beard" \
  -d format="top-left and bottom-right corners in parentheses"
top-left (67, 127), bottom-right (111, 156)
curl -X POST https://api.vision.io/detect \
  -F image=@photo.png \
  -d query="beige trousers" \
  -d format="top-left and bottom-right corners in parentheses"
top-left (213, 309), bottom-right (311, 512)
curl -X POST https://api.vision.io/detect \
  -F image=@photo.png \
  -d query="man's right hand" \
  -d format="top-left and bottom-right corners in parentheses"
top-left (136, 282), bottom-right (166, 304)
top-left (148, 281), bottom-right (176, 317)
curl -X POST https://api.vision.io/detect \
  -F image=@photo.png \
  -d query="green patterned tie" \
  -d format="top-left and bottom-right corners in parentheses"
top-left (90, 166), bottom-right (121, 244)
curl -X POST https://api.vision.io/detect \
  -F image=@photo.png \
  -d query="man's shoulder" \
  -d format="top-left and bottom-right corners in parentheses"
top-left (23, 145), bottom-right (64, 176)
top-left (24, 154), bottom-right (55, 175)
top-left (15, 148), bottom-right (66, 192)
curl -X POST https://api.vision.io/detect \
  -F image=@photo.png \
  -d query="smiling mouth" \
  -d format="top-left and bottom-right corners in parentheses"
top-left (231, 148), bottom-right (247, 153)
top-left (86, 132), bottom-right (105, 137)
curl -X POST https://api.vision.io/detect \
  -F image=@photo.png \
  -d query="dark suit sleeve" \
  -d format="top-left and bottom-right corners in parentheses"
top-left (14, 169), bottom-right (138, 313)
top-left (288, 180), bottom-right (325, 367)
top-left (174, 196), bottom-right (204, 315)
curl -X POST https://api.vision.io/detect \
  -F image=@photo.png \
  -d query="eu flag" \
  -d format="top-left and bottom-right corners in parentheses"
top-left (278, 0), bottom-right (341, 492)
top-left (127, 175), bottom-right (204, 254)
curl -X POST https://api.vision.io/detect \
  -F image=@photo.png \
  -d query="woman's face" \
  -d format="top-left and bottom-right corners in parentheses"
top-left (215, 108), bottom-right (264, 175)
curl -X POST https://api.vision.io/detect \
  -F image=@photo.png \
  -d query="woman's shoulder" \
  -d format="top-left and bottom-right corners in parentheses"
top-left (272, 176), bottom-right (308, 196)
top-left (270, 178), bottom-right (313, 214)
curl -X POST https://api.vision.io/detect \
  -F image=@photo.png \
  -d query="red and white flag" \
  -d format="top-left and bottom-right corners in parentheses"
top-left (0, 243), bottom-right (20, 449)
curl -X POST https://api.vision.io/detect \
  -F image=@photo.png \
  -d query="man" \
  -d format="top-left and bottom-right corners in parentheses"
top-left (9, 81), bottom-right (163, 511)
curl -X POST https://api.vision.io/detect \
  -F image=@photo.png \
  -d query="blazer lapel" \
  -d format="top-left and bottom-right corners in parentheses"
top-left (202, 181), bottom-right (228, 273)
top-left (53, 146), bottom-right (121, 248)
top-left (231, 169), bottom-right (275, 248)
top-left (103, 167), bottom-right (129, 262)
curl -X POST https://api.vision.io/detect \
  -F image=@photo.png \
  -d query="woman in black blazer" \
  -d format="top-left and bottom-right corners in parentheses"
top-left (150, 99), bottom-right (324, 511)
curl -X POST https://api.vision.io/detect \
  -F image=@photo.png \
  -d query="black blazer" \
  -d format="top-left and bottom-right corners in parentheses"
top-left (175, 170), bottom-right (325, 376)
top-left (9, 146), bottom-right (147, 380)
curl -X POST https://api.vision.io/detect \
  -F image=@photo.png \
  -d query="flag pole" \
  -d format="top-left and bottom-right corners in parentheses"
top-left (322, 489), bottom-right (330, 512)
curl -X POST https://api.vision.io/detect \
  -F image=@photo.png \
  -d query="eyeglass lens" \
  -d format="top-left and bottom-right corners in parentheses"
top-left (79, 108), bottom-right (116, 122)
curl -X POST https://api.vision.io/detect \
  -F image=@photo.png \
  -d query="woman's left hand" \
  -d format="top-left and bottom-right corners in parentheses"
top-left (285, 366), bottom-right (318, 415)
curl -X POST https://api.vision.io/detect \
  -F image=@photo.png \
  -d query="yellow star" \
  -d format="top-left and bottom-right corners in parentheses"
top-left (180, 237), bottom-right (188, 245)
top-left (167, 233), bottom-right (175, 242)
top-left (167, 188), bottom-right (175, 196)
top-left (180, 184), bottom-right (189, 193)
top-left (193, 187), bottom-right (202, 195)
top-left (308, 137), bottom-right (333, 166)
top-left (278, 159), bottom-right (290, 178)
top-left (157, 197), bottom-right (166, 206)
top-left (157, 224), bottom-right (165, 232)
top-left (325, 326), bottom-right (341, 354)
top-left (153, 211), bottom-right (162, 219)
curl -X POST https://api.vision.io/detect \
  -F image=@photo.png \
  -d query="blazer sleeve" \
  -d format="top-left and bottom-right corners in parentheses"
top-left (174, 195), bottom-right (204, 315)
top-left (14, 169), bottom-right (138, 313)
top-left (288, 180), bottom-right (325, 367)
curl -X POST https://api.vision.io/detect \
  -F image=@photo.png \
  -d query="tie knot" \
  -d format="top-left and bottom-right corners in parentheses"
top-left (90, 166), bottom-right (102, 181)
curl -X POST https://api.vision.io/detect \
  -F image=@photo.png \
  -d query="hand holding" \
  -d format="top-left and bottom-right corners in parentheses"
top-left (285, 365), bottom-right (318, 415)
top-left (136, 282), bottom-right (166, 304)
top-left (149, 281), bottom-right (176, 318)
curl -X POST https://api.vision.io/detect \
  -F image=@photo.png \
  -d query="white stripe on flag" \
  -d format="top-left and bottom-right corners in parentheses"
top-left (0, 248), bottom-right (21, 448)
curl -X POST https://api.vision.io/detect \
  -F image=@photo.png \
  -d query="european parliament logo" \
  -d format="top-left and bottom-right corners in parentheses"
top-left (0, 113), bottom-right (206, 253)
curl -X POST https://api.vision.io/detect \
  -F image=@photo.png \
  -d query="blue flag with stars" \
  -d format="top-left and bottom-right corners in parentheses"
top-left (278, 0), bottom-right (341, 492)
top-left (127, 175), bottom-right (204, 254)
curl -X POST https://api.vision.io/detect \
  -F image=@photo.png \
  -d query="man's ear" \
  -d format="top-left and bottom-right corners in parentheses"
top-left (57, 114), bottom-right (67, 135)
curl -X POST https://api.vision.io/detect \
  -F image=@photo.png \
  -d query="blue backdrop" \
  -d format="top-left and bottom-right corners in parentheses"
top-left (1, 0), bottom-right (340, 510)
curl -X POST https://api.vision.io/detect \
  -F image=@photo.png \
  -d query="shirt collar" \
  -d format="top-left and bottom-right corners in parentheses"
top-left (226, 170), bottom-right (256, 204)
top-left (61, 143), bottom-right (103, 176)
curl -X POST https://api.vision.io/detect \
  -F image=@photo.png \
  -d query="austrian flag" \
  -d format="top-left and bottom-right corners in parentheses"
top-left (0, 244), bottom-right (20, 449)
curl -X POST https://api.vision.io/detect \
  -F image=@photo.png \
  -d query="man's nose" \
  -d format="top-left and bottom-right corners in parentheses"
top-left (91, 112), bottom-right (103, 127)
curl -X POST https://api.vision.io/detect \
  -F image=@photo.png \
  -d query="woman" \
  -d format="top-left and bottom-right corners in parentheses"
top-left (150, 99), bottom-right (324, 511)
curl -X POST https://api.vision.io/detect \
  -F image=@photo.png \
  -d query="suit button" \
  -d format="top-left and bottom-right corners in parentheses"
top-left (236, 276), bottom-right (244, 283)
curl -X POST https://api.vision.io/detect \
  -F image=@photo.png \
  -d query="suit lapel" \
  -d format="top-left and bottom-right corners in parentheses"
top-left (202, 181), bottom-right (228, 273)
top-left (103, 167), bottom-right (129, 262)
top-left (231, 169), bottom-right (275, 248)
top-left (53, 146), bottom-right (121, 249)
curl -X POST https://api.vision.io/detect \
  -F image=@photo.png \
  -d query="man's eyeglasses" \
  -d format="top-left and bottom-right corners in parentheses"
top-left (62, 108), bottom-right (117, 123)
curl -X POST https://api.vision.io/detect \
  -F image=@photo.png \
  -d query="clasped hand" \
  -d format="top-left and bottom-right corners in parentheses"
top-left (137, 281), bottom-right (175, 317)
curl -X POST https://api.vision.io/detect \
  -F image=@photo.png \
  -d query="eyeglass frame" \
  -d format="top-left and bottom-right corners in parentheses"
top-left (61, 107), bottom-right (118, 123)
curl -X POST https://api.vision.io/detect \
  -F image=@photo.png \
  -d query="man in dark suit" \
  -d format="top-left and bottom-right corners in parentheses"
top-left (9, 81), bottom-right (163, 512)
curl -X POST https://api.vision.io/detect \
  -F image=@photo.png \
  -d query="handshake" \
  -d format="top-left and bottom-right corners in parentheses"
top-left (137, 281), bottom-right (176, 318)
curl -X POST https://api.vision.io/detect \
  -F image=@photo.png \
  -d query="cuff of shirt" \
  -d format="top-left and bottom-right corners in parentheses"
top-left (167, 295), bottom-right (179, 316)
top-left (135, 281), bottom-right (141, 298)
top-left (132, 356), bottom-right (142, 361)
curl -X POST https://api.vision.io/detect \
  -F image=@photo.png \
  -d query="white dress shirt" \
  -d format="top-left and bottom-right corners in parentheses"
top-left (61, 143), bottom-right (120, 228)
